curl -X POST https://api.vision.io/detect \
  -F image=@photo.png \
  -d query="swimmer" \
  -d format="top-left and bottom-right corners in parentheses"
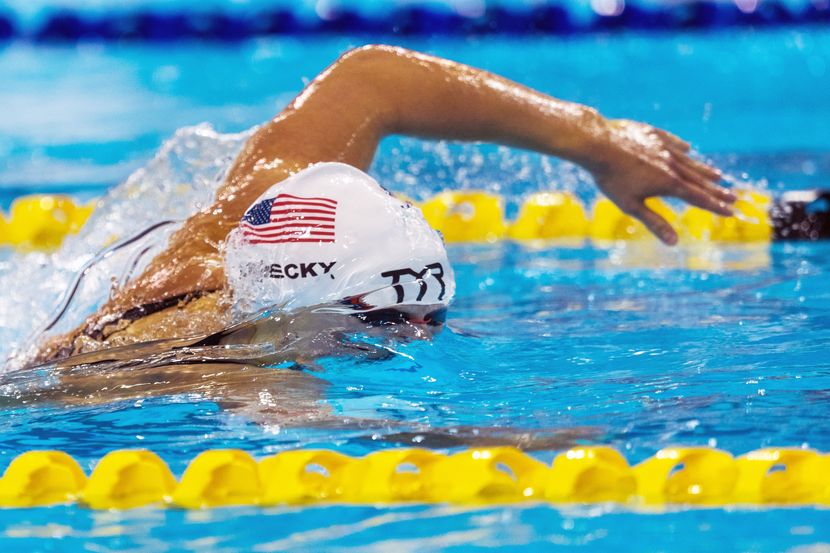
top-left (33, 45), bottom-right (732, 363)
top-left (20, 46), bottom-right (734, 442)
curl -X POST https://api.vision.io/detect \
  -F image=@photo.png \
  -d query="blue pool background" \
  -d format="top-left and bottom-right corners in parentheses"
top-left (3, 1), bottom-right (830, 551)
top-left (3, 30), bottom-right (830, 204)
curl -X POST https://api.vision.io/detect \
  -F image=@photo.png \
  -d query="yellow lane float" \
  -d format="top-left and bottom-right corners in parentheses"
top-left (547, 446), bottom-right (635, 503)
top-left (171, 449), bottom-right (261, 509)
top-left (712, 191), bottom-right (772, 242)
top-left (732, 448), bottom-right (830, 505)
top-left (589, 198), bottom-right (644, 241)
top-left (259, 449), bottom-right (351, 505)
top-left (508, 191), bottom-right (588, 241)
top-left (3, 195), bottom-right (94, 251)
top-left (2, 446), bottom-right (829, 509)
top-left (339, 448), bottom-right (444, 503)
top-left (0, 451), bottom-right (87, 507)
top-left (633, 447), bottom-right (738, 506)
top-left (82, 450), bottom-right (176, 509)
top-left (0, 213), bottom-right (7, 244)
top-left (419, 191), bottom-right (507, 243)
top-left (679, 207), bottom-right (718, 241)
top-left (589, 198), bottom-right (679, 241)
top-left (427, 446), bottom-right (549, 503)
top-left (0, 190), bottom-right (775, 251)
top-left (680, 191), bottom-right (772, 243)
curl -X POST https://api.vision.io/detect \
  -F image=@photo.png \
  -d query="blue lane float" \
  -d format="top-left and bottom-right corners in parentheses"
top-left (9, 1), bottom-right (830, 43)
top-left (0, 13), bottom-right (16, 41)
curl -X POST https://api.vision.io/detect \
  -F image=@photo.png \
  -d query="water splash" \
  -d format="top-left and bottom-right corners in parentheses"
top-left (371, 138), bottom-right (598, 217)
top-left (0, 124), bottom-right (251, 368)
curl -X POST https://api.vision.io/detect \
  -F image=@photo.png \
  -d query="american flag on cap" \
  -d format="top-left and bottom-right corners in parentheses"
top-left (240, 193), bottom-right (337, 245)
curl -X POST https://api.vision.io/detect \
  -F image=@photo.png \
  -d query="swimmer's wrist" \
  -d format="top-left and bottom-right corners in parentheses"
top-left (547, 106), bottom-right (612, 170)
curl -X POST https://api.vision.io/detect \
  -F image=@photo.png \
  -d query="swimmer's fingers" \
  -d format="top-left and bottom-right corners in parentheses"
top-left (658, 132), bottom-right (733, 200)
top-left (672, 160), bottom-right (736, 204)
top-left (676, 154), bottom-right (723, 184)
top-left (697, 178), bottom-right (738, 205)
top-left (671, 180), bottom-right (735, 217)
top-left (632, 202), bottom-right (678, 245)
top-left (655, 129), bottom-right (691, 153)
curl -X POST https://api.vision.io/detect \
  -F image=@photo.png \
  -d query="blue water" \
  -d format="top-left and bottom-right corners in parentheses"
top-left (2, 29), bottom-right (830, 197)
top-left (2, 26), bottom-right (830, 552)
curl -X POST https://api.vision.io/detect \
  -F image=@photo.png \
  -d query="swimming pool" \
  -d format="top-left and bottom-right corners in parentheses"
top-left (2, 26), bottom-right (830, 552)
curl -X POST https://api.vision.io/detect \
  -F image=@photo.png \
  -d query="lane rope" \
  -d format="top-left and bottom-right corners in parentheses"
top-left (1, 446), bottom-right (828, 509)
top-left (2, 2), bottom-right (827, 43)
top-left (0, 190), bottom-right (781, 251)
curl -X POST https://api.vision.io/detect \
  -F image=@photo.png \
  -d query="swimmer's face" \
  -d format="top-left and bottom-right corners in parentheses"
top-left (280, 303), bottom-right (446, 350)
top-left (350, 305), bottom-right (447, 342)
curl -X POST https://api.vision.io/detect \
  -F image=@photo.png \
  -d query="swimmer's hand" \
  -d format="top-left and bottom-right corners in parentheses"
top-left (584, 119), bottom-right (735, 245)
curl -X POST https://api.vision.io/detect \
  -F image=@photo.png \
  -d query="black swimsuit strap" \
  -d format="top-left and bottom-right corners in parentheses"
top-left (82, 289), bottom-right (216, 341)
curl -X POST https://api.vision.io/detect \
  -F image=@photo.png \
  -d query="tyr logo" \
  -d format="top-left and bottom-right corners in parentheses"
top-left (381, 262), bottom-right (446, 304)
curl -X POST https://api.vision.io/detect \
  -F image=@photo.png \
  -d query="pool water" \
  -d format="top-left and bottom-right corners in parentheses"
top-left (2, 27), bottom-right (830, 552)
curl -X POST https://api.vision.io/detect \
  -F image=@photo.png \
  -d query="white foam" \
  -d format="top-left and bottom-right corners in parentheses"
top-left (0, 123), bottom-right (252, 368)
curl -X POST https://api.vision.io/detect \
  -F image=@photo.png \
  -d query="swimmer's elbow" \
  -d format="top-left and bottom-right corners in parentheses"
top-left (334, 44), bottom-right (412, 68)
top-left (314, 45), bottom-right (416, 128)
top-left (329, 44), bottom-right (421, 93)
top-left (284, 44), bottom-right (430, 137)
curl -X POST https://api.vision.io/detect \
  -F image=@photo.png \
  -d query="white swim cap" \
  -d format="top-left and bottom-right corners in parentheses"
top-left (224, 162), bottom-right (455, 318)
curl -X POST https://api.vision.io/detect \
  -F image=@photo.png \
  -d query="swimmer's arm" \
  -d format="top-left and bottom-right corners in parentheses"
top-left (57, 44), bottom-right (734, 336)
top-left (235, 45), bottom-right (734, 244)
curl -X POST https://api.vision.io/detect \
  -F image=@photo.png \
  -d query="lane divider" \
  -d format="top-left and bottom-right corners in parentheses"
top-left (0, 195), bottom-right (94, 251)
top-left (0, 190), bottom-right (775, 251)
top-left (4, 1), bottom-right (829, 44)
top-left (0, 446), bottom-right (829, 509)
top-left (418, 190), bottom-right (772, 244)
